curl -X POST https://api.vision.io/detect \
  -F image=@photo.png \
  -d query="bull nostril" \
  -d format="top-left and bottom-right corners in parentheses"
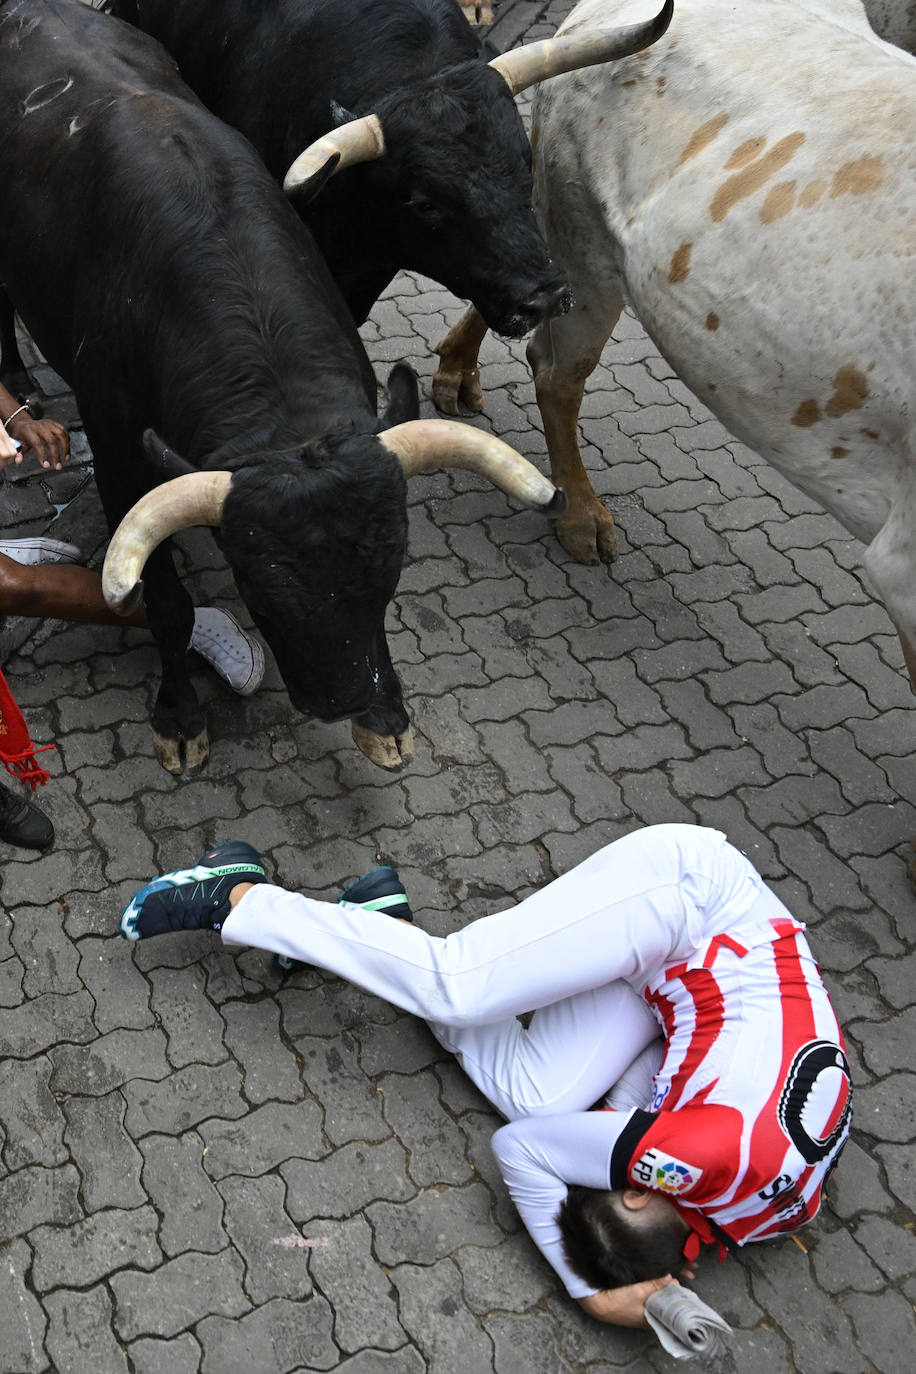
top-left (524, 282), bottom-right (572, 322)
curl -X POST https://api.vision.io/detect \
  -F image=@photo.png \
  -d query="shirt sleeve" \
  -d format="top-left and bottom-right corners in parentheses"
top-left (490, 1108), bottom-right (646, 1298)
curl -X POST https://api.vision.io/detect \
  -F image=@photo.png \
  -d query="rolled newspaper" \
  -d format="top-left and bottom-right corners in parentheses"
top-left (644, 1284), bottom-right (733, 1360)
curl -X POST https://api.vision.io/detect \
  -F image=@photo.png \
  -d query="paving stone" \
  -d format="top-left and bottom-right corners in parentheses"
top-left (354, 1015), bottom-right (446, 1078)
top-left (282, 1137), bottom-right (415, 1226)
top-left (0, 1163), bottom-right (82, 1245)
top-left (809, 1228), bottom-right (884, 1295)
top-left (78, 937), bottom-right (155, 1033)
top-left (377, 1070), bottom-right (472, 1188)
top-left (0, 1055), bottom-right (67, 1170)
top-left (218, 1172), bottom-right (312, 1304)
top-left (111, 1248), bottom-right (250, 1342)
top-left (309, 1214), bottom-right (407, 1353)
top-left (50, 1026), bottom-right (170, 1096)
top-left (199, 1101), bottom-right (326, 1180)
top-left (456, 1233), bottom-right (553, 1315)
top-left (841, 1289), bottom-right (916, 1373)
top-left (0, 954), bottom-right (24, 1007)
top-left (0, 1238), bottom-right (48, 1374)
top-left (221, 998), bottom-right (302, 1104)
top-left (295, 1031), bottom-right (390, 1146)
top-left (0, 846), bottom-right (109, 907)
top-left (848, 1007), bottom-right (916, 1077)
top-left (850, 1075), bottom-right (916, 1143)
top-left (8, 905), bottom-right (80, 997)
top-left (63, 1090), bottom-right (146, 1212)
top-left (140, 1132), bottom-right (227, 1256)
top-left (746, 1245), bottom-right (868, 1373)
top-left (129, 1333), bottom-right (202, 1374)
top-left (332, 1350), bottom-right (425, 1374)
top-left (44, 1284), bottom-right (129, 1374)
top-left (31, 1204), bottom-right (161, 1291)
top-left (391, 1257), bottom-right (494, 1370)
top-left (196, 1295), bottom-right (338, 1373)
top-left (147, 965), bottom-right (226, 1067)
top-left (369, 1179), bottom-right (504, 1267)
top-left (123, 1061), bottom-right (248, 1137)
top-left (456, 1108), bottom-right (519, 1234)
top-left (487, 1309), bottom-right (577, 1373)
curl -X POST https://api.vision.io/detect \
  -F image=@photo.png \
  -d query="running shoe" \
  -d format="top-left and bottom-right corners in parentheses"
top-left (339, 866), bottom-right (414, 923)
top-left (274, 864), bottom-right (412, 975)
top-left (121, 840), bottom-right (267, 940)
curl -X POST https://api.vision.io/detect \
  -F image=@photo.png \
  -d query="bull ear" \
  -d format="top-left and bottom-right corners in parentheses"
top-left (381, 363), bottom-right (420, 427)
top-left (285, 150), bottom-right (342, 205)
top-left (142, 428), bottom-right (196, 479)
top-left (330, 100), bottom-right (358, 127)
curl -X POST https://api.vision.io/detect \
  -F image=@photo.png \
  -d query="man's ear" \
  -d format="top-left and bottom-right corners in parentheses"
top-left (621, 1189), bottom-right (654, 1211)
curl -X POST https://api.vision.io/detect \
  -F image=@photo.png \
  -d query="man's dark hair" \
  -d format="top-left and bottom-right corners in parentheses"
top-left (557, 1187), bottom-right (688, 1290)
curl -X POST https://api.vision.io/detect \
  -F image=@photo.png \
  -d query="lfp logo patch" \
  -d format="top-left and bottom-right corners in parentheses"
top-left (633, 1148), bottom-right (701, 1195)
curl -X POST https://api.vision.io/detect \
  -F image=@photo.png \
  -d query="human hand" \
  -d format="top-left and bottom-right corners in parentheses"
top-left (577, 1274), bottom-right (679, 1328)
top-left (5, 412), bottom-right (70, 470)
top-left (0, 425), bottom-right (18, 465)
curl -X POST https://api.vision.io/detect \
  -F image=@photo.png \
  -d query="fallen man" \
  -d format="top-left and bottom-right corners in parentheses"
top-left (120, 823), bottom-right (851, 1335)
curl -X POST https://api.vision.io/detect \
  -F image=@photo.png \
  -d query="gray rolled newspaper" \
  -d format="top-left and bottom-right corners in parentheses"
top-left (644, 1284), bottom-right (733, 1360)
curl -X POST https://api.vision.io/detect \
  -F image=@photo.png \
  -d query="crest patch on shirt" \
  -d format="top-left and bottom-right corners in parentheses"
top-left (632, 1147), bottom-right (702, 1195)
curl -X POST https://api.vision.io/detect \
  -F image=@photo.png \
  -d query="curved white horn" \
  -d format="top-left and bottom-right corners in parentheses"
top-left (378, 419), bottom-right (565, 514)
top-left (490, 0), bottom-right (674, 97)
top-left (102, 471), bottom-right (232, 614)
top-left (284, 114), bottom-right (385, 194)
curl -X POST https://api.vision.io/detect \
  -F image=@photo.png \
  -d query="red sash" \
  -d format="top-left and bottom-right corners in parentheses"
top-left (0, 669), bottom-right (54, 789)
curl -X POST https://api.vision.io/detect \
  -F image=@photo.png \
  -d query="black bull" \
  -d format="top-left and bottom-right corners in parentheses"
top-left (0, 0), bottom-right (561, 773)
top-left (106, 0), bottom-right (672, 336)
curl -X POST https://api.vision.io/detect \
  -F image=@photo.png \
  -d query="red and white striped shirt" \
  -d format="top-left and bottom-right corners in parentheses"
top-left (615, 915), bottom-right (851, 1253)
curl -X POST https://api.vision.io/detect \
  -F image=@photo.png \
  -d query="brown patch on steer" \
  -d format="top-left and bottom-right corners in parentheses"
top-left (761, 181), bottom-right (797, 223)
top-left (706, 313), bottom-right (720, 331)
top-left (831, 446), bottom-right (849, 459)
top-left (825, 365), bottom-right (868, 416)
top-left (791, 399), bottom-right (821, 428)
top-left (799, 178), bottom-right (828, 208)
top-left (669, 243), bottom-right (692, 283)
top-left (710, 132), bottom-right (806, 222)
top-left (830, 155), bottom-right (885, 198)
top-left (725, 138), bottom-right (766, 170)
top-left (679, 112), bottom-right (729, 164)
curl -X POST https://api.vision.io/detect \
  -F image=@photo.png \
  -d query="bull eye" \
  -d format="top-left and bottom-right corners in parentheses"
top-left (406, 192), bottom-right (443, 230)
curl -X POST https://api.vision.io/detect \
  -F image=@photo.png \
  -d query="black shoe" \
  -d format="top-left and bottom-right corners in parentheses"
top-left (121, 840), bottom-right (267, 940)
top-left (339, 866), bottom-right (414, 922)
top-left (0, 782), bottom-right (54, 850)
top-left (273, 864), bottom-right (413, 976)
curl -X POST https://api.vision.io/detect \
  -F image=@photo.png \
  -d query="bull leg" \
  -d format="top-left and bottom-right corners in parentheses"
top-left (461, 5), bottom-right (494, 23)
top-left (433, 306), bottom-right (487, 415)
top-left (527, 287), bottom-right (623, 565)
top-left (0, 288), bottom-right (41, 411)
top-left (350, 633), bottom-right (414, 771)
top-left (141, 543), bottom-right (210, 774)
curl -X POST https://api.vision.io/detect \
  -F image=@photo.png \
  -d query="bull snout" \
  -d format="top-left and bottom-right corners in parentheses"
top-left (493, 275), bottom-right (571, 339)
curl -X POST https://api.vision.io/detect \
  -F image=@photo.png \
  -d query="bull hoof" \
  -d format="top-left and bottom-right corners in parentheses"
top-left (556, 506), bottom-right (618, 567)
top-left (432, 363), bottom-right (484, 416)
top-left (152, 727), bottom-right (210, 775)
top-left (461, 3), bottom-right (494, 22)
top-left (352, 722), bottom-right (414, 771)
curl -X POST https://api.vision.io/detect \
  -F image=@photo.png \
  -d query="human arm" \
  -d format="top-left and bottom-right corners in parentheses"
top-left (1, 386), bottom-right (69, 470)
top-left (578, 1275), bottom-right (680, 1327)
top-left (491, 1108), bottom-right (644, 1300)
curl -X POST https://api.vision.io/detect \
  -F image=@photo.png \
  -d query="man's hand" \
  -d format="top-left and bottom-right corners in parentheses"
top-left (578, 1274), bottom-right (679, 1328)
top-left (6, 412), bottom-right (70, 470)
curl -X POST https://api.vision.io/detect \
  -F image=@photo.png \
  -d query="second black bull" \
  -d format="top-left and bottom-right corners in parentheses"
top-left (0, 0), bottom-right (562, 773)
top-left (106, 0), bottom-right (673, 337)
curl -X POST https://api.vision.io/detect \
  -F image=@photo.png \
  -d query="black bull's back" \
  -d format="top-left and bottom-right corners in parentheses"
top-left (0, 0), bottom-right (411, 770)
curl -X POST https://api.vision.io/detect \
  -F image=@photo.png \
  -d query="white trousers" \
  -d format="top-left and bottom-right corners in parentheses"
top-left (223, 824), bottom-right (781, 1121)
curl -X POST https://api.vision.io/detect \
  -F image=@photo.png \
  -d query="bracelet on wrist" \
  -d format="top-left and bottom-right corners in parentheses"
top-left (2, 403), bottom-right (31, 430)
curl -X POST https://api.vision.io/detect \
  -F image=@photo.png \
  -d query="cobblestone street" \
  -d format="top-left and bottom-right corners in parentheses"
top-left (1, 3), bottom-right (915, 1371)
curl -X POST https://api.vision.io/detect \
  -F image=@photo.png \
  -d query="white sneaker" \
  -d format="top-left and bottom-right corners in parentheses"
top-left (0, 536), bottom-right (82, 565)
top-left (190, 607), bottom-right (265, 696)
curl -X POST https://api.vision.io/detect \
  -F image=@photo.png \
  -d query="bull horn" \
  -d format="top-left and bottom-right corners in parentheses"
top-left (378, 418), bottom-right (566, 515)
top-left (102, 471), bottom-right (232, 614)
top-left (284, 113), bottom-right (385, 194)
top-left (490, 0), bottom-right (673, 97)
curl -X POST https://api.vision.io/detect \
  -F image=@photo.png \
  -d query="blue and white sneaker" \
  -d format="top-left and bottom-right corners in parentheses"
top-left (273, 864), bottom-right (412, 975)
top-left (121, 841), bottom-right (267, 940)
